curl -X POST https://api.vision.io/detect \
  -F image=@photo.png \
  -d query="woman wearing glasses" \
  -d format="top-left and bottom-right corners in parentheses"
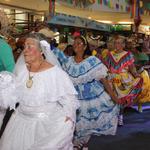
top-left (53, 35), bottom-right (120, 149)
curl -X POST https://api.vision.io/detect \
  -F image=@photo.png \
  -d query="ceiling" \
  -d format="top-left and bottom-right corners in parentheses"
top-left (55, 2), bottom-right (150, 25)
top-left (0, 0), bottom-right (150, 25)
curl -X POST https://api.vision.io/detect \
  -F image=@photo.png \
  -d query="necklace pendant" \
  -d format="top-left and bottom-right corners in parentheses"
top-left (26, 78), bottom-right (33, 88)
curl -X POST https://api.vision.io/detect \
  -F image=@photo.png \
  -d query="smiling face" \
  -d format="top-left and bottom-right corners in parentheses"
top-left (73, 36), bottom-right (87, 56)
top-left (23, 38), bottom-right (42, 64)
top-left (114, 39), bottom-right (125, 51)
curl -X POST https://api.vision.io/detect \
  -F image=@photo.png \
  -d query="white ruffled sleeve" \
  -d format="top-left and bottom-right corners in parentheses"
top-left (94, 61), bottom-right (108, 80)
top-left (54, 68), bottom-right (80, 122)
top-left (58, 94), bottom-right (79, 122)
top-left (0, 71), bottom-right (19, 109)
top-left (70, 57), bottom-right (109, 85)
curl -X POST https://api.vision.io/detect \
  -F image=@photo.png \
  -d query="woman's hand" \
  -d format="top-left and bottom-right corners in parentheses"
top-left (112, 96), bottom-right (122, 105)
top-left (100, 78), bottom-right (120, 104)
top-left (65, 116), bottom-right (72, 123)
top-left (65, 116), bottom-right (74, 129)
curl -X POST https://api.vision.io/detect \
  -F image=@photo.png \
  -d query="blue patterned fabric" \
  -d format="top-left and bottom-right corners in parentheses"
top-left (75, 80), bottom-right (104, 100)
top-left (53, 47), bottom-right (119, 143)
top-left (64, 57), bottom-right (101, 78)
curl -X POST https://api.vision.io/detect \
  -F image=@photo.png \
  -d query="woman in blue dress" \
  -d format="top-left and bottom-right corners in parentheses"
top-left (53, 36), bottom-right (120, 149)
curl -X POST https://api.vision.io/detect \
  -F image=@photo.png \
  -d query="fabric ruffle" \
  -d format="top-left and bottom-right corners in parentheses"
top-left (74, 95), bottom-right (119, 142)
top-left (21, 66), bottom-right (78, 105)
top-left (118, 77), bottom-right (143, 106)
top-left (0, 71), bottom-right (19, 109)
top-left (64, 56), bottom-right (108, 85)
top-left (136, 70), bottom-right (150, 103)
top-left (101, 51), bottom-right (134, 73)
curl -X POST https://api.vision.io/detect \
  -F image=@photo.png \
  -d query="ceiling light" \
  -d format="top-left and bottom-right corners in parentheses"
top-left (118, 21), bottom-right (133, 24)
top-left (96, 20), bottom-right (113, 24)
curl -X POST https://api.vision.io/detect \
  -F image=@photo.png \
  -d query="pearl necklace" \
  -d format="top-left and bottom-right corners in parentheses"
top-left (26, 61), bottom-right (43, 88)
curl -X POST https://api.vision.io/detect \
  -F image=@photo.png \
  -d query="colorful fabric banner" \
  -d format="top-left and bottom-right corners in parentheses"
top-left (103, 0), bottom-right (108, 6)
top-left (131, 0), bottom-right (140, 18)
top-left (67, 0), bottom-right (72, 4)
top-left (97, 0), bottom-right (103, 4)
top-left (49, 13), bottom-right (111, 31)
top-left (49, 0), bottom-right (55, 17)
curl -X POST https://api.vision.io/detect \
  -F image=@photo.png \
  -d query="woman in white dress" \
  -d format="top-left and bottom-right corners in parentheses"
top-left (0, 33), bottom-right (79, 150)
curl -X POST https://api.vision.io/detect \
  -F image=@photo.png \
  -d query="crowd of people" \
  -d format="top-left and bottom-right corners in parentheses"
top-left (0, 24), bottom-right (150, 150)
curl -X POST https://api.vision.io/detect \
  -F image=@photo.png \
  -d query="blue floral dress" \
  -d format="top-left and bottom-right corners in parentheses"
top-left (53, 48), bottom-right (119, 144)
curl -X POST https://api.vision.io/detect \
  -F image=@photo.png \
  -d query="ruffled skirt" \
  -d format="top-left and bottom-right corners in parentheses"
top-left (74, 90), bottom-right (119, 144)
top-left (136, 70), bottom-right (150, 103)
top-left (0, 104), bottom-right (74, 150)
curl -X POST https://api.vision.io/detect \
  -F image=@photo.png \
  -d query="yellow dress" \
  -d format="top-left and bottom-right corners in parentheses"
top-left (136, 70), bottom-right (150, 103)
top-left (101, 50), bottom-right (143, 106)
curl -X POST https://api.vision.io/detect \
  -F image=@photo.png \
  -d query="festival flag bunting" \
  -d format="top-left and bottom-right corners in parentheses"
top-left (49, 0), bottom-right (55, 17)
top-left (103, 0), bottom-right (108, 6)
top-left (97, 0), bottom-right (103, 4)
top-left (131, 0), bottom-right (140, 18)
top-left (67, 0), bottom-right (72, 4)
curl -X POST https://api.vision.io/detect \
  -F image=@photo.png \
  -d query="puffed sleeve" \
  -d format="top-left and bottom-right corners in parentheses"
top-left (55, 68), bottom-right (80, 122)
top-left (53, 47), bottom-right (69, 65)
top-left (58, 94), bottom-right (79, 123)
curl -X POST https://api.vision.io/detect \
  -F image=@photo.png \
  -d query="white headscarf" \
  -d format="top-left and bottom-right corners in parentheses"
top-left (14, 39), bottom-right (60, 76)
top-left (40, 40), bottom-right (60, 67)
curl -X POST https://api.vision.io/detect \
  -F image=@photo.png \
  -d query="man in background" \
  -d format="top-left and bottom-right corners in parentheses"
top-left (0, 22), bottom-right (15, 72)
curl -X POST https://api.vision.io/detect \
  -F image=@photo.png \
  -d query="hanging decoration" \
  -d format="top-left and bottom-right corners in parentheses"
top-left (97, 0), bottom-right (103, 4)
top-left (49, 0), bottom-right (55, 17)
top-left (139, 0), bottom-right (143, 8)
top-left (109, 0), bottom-right (113, 8)
top-left (103, 0), bottom-right (108, 6)
top-left (121, 5), bottom-right (123, 10)
top-left (116, 3), bottom-right (119, 9)
top-left (58, 0), bottom-right (131, 12)
top-left (67, 0), bottom-right (72, 4)
top-left (131, 0), bottom-right (142, 33)
top-left (68, 0), bottom-right (96, 8)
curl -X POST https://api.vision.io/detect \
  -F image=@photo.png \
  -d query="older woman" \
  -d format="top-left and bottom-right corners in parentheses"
top-left (53, 36), bottom-right (120, 149)
top-left (0, 33), bottom-right (79, 150)
top-left (101, 36), bottom-right (143, 125)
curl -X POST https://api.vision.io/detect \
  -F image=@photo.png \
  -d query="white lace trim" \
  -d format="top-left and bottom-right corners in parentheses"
top-left (71, 63), bottom-right (108, 85)
top-left (0, 71), bottom-right (19, 109)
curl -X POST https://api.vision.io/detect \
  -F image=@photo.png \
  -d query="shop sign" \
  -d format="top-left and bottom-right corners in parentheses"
top-left (111, 24), bottom-right (132, 31)
top-left (48, 13), bottom-right (111, 31)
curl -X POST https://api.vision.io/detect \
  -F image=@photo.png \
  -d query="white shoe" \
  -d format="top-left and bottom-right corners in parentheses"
top-left (118, 115), bottom-right (124, 126)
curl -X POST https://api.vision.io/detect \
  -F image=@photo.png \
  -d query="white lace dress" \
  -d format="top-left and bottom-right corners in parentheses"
top-left (0, 66), bottom-right (79, 150)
